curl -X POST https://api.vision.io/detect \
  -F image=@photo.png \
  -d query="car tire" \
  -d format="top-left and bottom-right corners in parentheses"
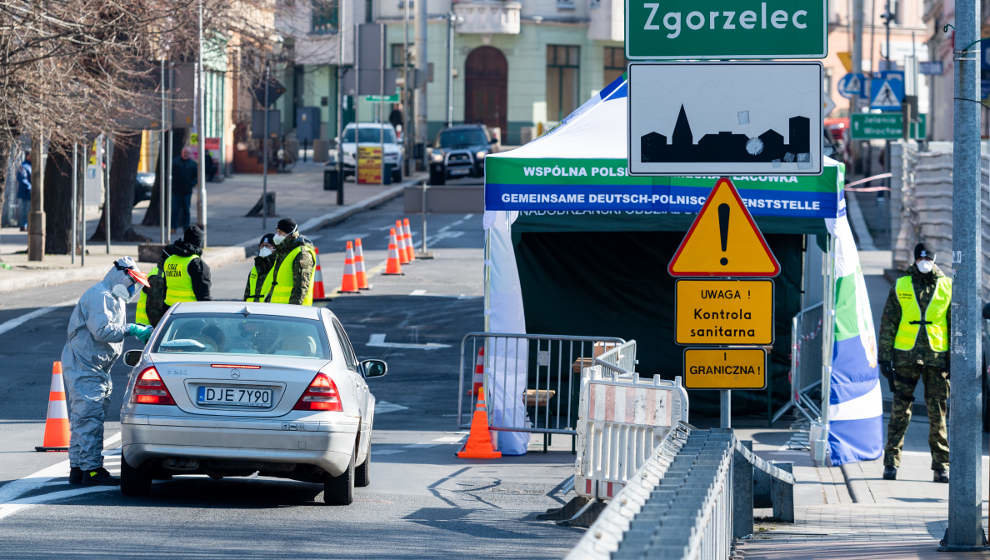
top-left (120, 456), bottom-right (152, 497)
top-left (355, 439), bottom-right (371, 488)
top-left (324, 444), bottom-right (355, 505)
top-left (429, 170), bottom-right (445, 186)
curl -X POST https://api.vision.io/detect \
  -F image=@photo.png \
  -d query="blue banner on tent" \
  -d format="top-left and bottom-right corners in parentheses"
top-left (485, 183), bottom-right (838, 218)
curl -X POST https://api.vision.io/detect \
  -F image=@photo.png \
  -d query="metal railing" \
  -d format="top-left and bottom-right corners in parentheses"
top-left (594, 340), bottom-right (637, 375)
top-left (457, 333), bottom-right (625, 444)
top-left (567, 424), bottom-right (795, 560)
top-left (772, 302), bottom-right (824, 425)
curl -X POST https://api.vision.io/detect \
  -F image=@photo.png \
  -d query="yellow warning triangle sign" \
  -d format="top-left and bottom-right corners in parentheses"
top-left (668, 178), bottom-right (780, 277)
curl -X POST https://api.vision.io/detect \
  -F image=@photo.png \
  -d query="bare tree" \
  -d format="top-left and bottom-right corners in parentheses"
top-left (0, 0), bottom-right (276, 247)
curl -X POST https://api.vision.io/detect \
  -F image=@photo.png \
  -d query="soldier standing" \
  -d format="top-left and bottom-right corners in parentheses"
top-left (878, 243), bottom-right (952, 483)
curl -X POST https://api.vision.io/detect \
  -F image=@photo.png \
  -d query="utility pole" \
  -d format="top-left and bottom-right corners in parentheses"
top-left (415, 0), bottom-right (428, 170)
top-left (263, 59), bottom-right (271, 232)
top-left (946, 0), bottom-right (984, 547)
top-left (337, 0), bottom-right (346, 194)
top-left (27, 133), bottom-right (45, 261)
top-left (851, 0), bottom-right (864, 173)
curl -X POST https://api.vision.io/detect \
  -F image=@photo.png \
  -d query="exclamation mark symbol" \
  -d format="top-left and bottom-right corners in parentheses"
top-left (718, 203), bottom-right (730, 266)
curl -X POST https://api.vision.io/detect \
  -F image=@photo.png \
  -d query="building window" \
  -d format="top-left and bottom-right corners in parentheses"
top-left (547, 45), bottom-right (580, 122)
top-left (603, 46), bottom-right (625, 86)
top-left (391, 44), bottom-right (407, 68)
top-left (311, 0), bottom-right (338, 34)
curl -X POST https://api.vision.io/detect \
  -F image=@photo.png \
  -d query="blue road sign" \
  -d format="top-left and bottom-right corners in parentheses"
top-left (838, 73), bottom-right (865, 99)
top-left (870, 70), bottom-right (905, 111)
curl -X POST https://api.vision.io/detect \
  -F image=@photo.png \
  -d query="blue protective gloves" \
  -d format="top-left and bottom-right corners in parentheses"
top-left (127, 323), bottom-right (153, 343)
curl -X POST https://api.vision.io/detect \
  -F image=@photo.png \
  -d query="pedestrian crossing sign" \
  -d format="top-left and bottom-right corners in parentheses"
top-left (870, 71), bottom-right (905, 111)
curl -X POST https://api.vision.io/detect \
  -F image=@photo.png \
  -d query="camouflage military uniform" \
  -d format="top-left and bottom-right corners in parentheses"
top-left (878, 263), bottom-right (951, 472)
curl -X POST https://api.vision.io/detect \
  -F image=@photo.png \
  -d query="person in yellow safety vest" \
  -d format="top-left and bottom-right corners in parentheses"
top-left (878, 243), bottom-right (952, 483)
top-left (134, 265), bottom-right (157, 325)
top-left (159, 225), bottom-right (212, 312)
top-left (244, 233), bottom-right (276, 302)
top-left (262, 218), bottom-right (316, 305)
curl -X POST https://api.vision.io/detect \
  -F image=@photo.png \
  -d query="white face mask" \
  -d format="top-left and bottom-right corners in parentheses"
top-left (272, 234), bottom-right (286, 245)
top-left (917, 260), bottom-right (934, 274)
top-left (258, 246), bottom-right (273, 258)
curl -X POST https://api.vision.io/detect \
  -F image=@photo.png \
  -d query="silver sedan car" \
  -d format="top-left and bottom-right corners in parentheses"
top-left (119, 301), bottom-right (386, 505)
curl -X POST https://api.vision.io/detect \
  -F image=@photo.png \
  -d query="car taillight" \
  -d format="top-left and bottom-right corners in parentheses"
top-left (293, 373), bottom-right (343, 412)
top-left (130, 367), bottom-right (176, 405)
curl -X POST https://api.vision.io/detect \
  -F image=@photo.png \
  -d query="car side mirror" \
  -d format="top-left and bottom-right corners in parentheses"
top-left (361, 359), bottom-right (388, 378)
top-left (123, 349), bottom-right (143, 367)
top-left (489, 138), bottom-right (497, 145)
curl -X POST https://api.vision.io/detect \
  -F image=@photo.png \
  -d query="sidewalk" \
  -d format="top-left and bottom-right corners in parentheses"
top-left (0, 162), bottom-right (424, 294)
top-left (734, 414), bottom-right (990, 559)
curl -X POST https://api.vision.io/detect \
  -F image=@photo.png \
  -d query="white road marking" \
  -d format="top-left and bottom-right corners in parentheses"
top-left (366, 333), bottom-right (451, 350)
top-left (0, 298), bottom-right (79, 337)
top-left (375, 400), bottom-right (409, 414)
top-left (0, 432), bottom-right (122, 521)
top-left (409, 289), bottom-right (427, 296)
top-left (334, 233), bottom-right (368, 242)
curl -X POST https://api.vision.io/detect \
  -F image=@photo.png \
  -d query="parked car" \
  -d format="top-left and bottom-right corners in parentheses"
top-left (332, 123), bottom-right (403, 184)
top-left (133, 172), bottom-right (155, 206)
top-left (119, 301), bottom-right (387, 505)
top-left (427, 124), bottom-right (498, 185)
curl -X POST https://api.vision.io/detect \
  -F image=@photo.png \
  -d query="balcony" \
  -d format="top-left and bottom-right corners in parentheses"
top-left (452, 1), bottom-right (521, 35)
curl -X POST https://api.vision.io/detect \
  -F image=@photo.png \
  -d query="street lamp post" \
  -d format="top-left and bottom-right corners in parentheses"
top-left (197, 0), bottom-right (208, 245)
top-left (445, 13), bottom-right (462, 128)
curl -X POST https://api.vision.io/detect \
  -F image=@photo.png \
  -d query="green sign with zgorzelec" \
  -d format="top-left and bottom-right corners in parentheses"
top-left (625, 0), bottom-right (828, 60)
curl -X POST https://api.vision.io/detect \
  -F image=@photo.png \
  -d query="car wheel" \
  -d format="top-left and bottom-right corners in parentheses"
top-left (429, 170), bottom-right (445, 186)
top-left (324, 443), bottom-right (355, 505)
top-left (355, 439), bottom-right (371, 488)
top-left (120, 456), bottom-right (152, 497)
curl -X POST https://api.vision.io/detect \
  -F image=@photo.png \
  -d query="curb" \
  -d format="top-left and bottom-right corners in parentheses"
top-left (0, 176), bottom-right (421, 294)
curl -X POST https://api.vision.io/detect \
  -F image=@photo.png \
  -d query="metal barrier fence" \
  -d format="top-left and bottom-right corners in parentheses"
top-left (772, 302), bottom-right (824, 424)
top-left (567, 423), bottom-right (795, 560)
top-left (457, 333), bottom-right (625, 448)
top-left (575, 344), bottom-right (690, 500)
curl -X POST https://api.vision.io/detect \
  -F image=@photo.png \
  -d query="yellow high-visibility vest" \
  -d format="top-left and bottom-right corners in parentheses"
top-left (163, 254), bottom-right (199, 306)
top-left (262, 245), bottom-right (316, 305)
top-left (893, 275), bottom-right (952, 352)
top-left (245, 263), bottom-right (268, 302)
top-left (135, 265), bottom-right (157, 324)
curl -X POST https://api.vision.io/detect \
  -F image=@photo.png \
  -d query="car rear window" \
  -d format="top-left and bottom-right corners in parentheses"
top-left (344, 127), bottom-right (397, 144)
top-left (153, 314), bottom-right (331, 359)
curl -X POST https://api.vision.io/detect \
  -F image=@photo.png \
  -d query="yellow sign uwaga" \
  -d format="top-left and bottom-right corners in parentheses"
top-left (676, 279), bottom-right (774, 345)
top-left (683, 348), bottom-right (767, 390)
top-left (668, 177), bottom-right (780, 277)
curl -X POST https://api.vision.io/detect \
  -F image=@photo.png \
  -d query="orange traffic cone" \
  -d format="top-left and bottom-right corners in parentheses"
top-left (395, 220), bottom-right (411, 265)
top-left (312, 247), bottom-right (326, 299)
top-left (384, 228), bottom-right (404, 275)
top-left (403, 218), bottom-right (416, 263)
top-left (457, 388), bottom-right (501, 459)
top-left (467, 346), bottom-right (484, 396)
top-left (354, 238), bottom-right (370, 290)
top-left (339, 241), bottom-right (359, 293)
top-left (35, 361), bottom-right (70, 452)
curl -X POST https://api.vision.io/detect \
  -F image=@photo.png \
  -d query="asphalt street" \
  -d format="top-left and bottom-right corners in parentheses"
top-left (0, 195), bottom-right (582, 558)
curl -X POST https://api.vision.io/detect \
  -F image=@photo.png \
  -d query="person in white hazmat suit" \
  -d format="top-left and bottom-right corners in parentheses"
top-left (62, 257), bottom-right (152, 486)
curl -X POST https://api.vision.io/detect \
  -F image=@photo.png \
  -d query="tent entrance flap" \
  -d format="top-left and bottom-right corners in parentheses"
top-left (511, 229), bottom-right (804, 417)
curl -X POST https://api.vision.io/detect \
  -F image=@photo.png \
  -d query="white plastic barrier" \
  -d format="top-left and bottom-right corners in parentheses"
top-left (575, 342), bottom-right (689, 501)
